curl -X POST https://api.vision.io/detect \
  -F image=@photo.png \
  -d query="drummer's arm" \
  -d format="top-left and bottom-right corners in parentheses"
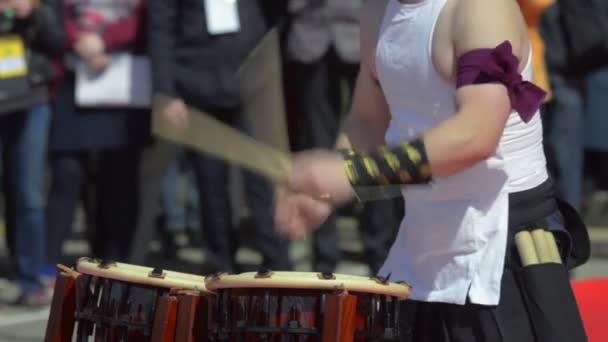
top-left (336, 2), bottom-right (391, 151)
top-left (338, 0), bottom-right (541, 189)
top-left (336, 66), bottom-right (391, 150)
top-left (420, 0), bottom-right (525, 178)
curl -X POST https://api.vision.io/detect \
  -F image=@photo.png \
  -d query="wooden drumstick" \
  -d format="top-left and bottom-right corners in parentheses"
top-left (531, 229), bottom-right (552, 263)
top-left (515, 231), bottom-right (539, 266)
top-left (152, 94), bottom-right (406, 202)
top-left (544, 231), bottom-right (562, 264)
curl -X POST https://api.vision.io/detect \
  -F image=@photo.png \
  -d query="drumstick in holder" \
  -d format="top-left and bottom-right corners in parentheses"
top-left (515, 231), bottom-right (539, 266)
top-left (531, 229), bottom-right (552, 263)
top-left (544, 231), bottom-right (562, 264)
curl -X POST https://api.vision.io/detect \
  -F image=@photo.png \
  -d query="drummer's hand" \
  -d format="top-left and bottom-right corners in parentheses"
top-left (274, 188), bottom-right (333, 240)
top-left (289, 149), bottom-right (356, 206)
top-left (274, 149), bottom-right (356, 239)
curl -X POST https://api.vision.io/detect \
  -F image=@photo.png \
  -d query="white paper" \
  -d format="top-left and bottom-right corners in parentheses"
top-left (204, 0), bottom-right (240, 35)
top-left (0, 57), bottom-right (26, 75)
top-left (75, 53), bottom-right (151, 108)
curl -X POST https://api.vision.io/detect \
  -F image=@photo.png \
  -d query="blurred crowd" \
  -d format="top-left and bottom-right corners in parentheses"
top-left (0, 0), bottom-right (605, 308)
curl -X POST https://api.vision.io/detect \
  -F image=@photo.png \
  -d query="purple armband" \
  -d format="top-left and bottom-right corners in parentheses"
top-left (456, 41), bottom-right (547, 123)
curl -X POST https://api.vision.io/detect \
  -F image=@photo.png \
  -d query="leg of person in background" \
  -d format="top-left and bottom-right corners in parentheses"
top-left (586, 151), bottom-right (608, 190)
top-left (184, 152), bottom-right (202, 247)
top-left (83, 156), bottom-right (102, 258)
top-left (311, 218), bottom-right (340, 273)
top-left (584, 151), bottom-right (608, 217)
top-left (157, 152), bottom-right (182, 258)
top-left (243, 170), bottom-right (292, 271)
top-left (0, 119), bottom-right (18, 278)
top-left (358, 198), bottom-right (403, 275)
top-left (94, 148), bottom-right (141, 262)
top-left (46, 152), bottom-right (87, 272)
top-left (191, 153), bottom-right (238, 274)
top-left (10, 105), bottom-right (51, 304)
top-left (128, 141), bottom-right (178, 265)
top-left (582, 65), bottom-right (608, 223)
top-left (2, 146), bottom-right (16, 260)
top-left (543, 74), bottom-right (584, 210)
top-left (295, 50), bottom-right (342, 273)
top-left (584, 65), bottom-right (608, 156)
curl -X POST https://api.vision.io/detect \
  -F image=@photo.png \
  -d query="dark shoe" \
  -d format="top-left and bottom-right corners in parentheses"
top-left (312, 262), bottom-right (337, 274)
top-left (262, 258), bottom-right (293, 272)
top-left (157, 227), bottom-right (178, 259)
top-left (185, 225), bottom-right (203, 247)
top-left (582, 191), bottom-right (608, 226)
top-left (200, 261), bottom-right (237, 276)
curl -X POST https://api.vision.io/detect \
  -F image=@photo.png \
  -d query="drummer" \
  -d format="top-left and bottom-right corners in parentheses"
top-left (274, 0), bottom-right (587, 341)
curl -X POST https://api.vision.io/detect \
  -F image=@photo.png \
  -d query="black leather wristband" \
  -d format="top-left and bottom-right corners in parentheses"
top-left (340, 138), bottom-right (432, 188)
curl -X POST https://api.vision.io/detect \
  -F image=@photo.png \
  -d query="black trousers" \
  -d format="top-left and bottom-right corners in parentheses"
top-left (399, 269), bottom-right (531, 342)
top-left (46, 148), bottom-right (141, 264)
top-left (184, 105), bottom-right (292, 272)
top-left (398, 181), bottom-right (587, 342)
top-left (294, 49), bottom-right (402, 274)
top-left (128, 142), bottom-right (178, 265)
top-left (190, 152), bottom-right (292, 273)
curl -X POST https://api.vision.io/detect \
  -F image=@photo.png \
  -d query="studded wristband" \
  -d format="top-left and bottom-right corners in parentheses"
top-left (340, 138), bottom-right (433, 188)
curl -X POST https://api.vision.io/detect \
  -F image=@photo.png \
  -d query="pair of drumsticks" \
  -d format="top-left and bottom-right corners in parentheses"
top-left (515, 230), bottom-right (562, 266)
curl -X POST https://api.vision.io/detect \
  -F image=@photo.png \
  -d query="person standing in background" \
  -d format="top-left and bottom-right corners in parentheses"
top-left (0, 0), bottom-right (64, 305)
top-left (149, 0), bottom-right (291, 273)
top-left (286, 0), bottom-right (401, 274)
top-left (540, 0), bottom-right (608, 218)
top-left (45, 0), bottom-right (150, 266)
top-left (275, 0), bottom-right (587, 339)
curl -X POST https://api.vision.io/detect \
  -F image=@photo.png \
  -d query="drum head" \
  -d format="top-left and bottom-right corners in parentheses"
top-left (76, 257), bottom-right (211, 293)
top-left (205, 271), bottom-right (410, 299)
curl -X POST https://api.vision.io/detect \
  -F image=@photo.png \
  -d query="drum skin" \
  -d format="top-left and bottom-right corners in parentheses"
top-left (76, 258), bottom-right (211, 293)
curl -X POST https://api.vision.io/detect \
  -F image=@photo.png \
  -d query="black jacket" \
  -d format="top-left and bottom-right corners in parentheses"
top-left (543, 0), bottom-right (608, 75)
top-left (0, 0), bottom-right (65, 114)
top-left (148, 0), bottom-right (282, 114)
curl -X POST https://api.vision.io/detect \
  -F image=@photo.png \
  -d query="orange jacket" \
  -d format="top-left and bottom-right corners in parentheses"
top-left (518, 0), bottom-right (555, 100)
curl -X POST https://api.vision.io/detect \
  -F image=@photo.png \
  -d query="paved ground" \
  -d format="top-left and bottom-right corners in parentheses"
top-left (1, 219), bottom-right (607, 341)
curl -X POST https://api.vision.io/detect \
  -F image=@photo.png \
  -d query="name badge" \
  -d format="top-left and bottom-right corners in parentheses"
top-left (0, 35), bottom-right (27, 79)
top-left (204, 0), bottom-right (240, 35)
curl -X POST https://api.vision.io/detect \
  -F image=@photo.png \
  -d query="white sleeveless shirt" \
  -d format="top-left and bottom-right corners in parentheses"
top-left (376, 0), bottom-right (548, 305)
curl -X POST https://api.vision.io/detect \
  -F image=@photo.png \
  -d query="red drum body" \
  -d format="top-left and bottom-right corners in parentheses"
top-left (47, 258), bottom-right (213, 342)
top-left (206, 271), bottom-right (411, 341)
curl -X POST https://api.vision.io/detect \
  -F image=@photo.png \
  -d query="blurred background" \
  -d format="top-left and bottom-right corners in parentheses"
top-left (0, 0), bottom-right (607, 340)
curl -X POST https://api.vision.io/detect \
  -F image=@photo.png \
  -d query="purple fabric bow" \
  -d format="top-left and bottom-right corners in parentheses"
top-left (456, 41), bottom-right (547, 123)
